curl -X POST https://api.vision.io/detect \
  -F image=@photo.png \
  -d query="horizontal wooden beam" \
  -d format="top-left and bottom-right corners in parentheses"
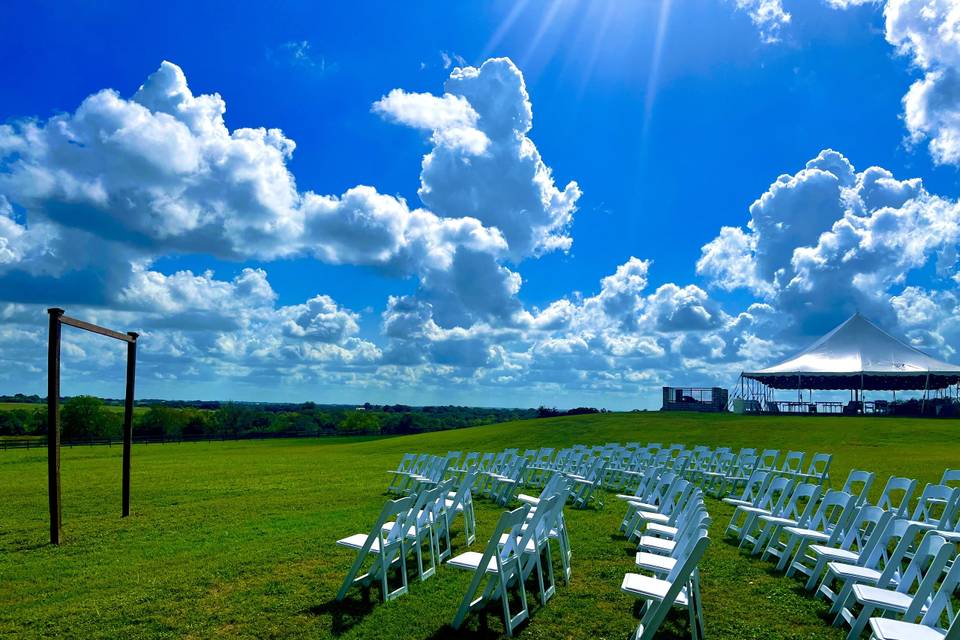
top-left (60, 315), bottom-right (137, 343)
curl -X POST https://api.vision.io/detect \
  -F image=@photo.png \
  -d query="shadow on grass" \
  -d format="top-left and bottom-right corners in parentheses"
top-left (627, 600), bottom-right (698, 640)
top-left (306, 591), bottom-right (377, 636)
top-left (426, 615), bottom-right (508, 640)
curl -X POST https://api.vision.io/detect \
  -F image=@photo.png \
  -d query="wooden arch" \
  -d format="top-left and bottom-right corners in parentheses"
top-left (47, 308), bottom-right (139, 545)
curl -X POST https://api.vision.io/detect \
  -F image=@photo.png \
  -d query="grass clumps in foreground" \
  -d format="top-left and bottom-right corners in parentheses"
top-left (1, 412), bottom-right (958, 639)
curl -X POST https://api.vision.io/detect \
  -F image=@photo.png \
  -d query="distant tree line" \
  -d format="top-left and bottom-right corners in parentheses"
top-left (0, 396), bottom-right (540, 439)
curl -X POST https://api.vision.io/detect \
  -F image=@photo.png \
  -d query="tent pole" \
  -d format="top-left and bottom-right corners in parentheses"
top-left (859, 373), bottom-right (864, 415)
top-left (922, 374), bottom-right (930, 415)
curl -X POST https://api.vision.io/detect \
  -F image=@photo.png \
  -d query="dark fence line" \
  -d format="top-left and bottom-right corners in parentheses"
top-left (0, 429), bottom-right (376, 451)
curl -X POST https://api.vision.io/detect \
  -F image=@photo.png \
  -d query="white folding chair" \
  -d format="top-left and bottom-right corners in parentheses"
top-left (445, 466), bottom-right (479, 547)
top-left (449, 506), bottom-right (530, 637)
top-left (818, 519), bottom-right (926, 615)
top-left (768, 489), bottom-right (858, 573)
top-left (803, 505), bottom-right (893, 591)
top-left (840, 533), bottom-right (955, 640)
top-left (621, 532), bottom-right (710, 640)
top-left (866, 551), bottom-right (960, 640)
top-left (876, 476), bottom-right (918, 518)
top-left (336, 495), bottom-right (415, 602)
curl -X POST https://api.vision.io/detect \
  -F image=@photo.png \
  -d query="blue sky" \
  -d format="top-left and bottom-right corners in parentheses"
top-left (2, 0), bottom-right (960, 409)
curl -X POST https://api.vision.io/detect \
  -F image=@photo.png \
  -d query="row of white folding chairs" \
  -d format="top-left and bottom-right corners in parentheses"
top-left (724, 468), bottom-right (960, 638)
top-left (337, 471), bottom-right (479, 602)
top-left (448, 476), bottom-right (574, 636)
top-left (386, 451), bottom-right (462, 494)
top-left (616, 472), bottom-right (712, 640)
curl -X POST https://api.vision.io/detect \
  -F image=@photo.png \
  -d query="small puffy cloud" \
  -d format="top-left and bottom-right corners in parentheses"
top-left (733, 0), bottom-right (791, 43)
top-left (281, 295), bottom-right (360, 343)
top-left (373, 89), bottom-right (489, 154)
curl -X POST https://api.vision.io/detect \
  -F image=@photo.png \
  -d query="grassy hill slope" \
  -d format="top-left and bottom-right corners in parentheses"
top-left (1, 412), bottom-right (957, 639)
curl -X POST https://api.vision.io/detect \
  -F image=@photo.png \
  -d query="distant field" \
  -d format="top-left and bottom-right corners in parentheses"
top-left (2, 412), bottom-right (959, 639)
top-left (0, 402), bottom-right (148, 415)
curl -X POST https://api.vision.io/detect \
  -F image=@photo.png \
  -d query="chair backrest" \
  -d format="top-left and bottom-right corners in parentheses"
top-left (883, 531), bottom-right (953, 595)
top-left (941, 469), bottom-right (960, 489)
top-left (758, 448), bottom-right (779, 471)
top-left (780, 451), bottom-right (805, 474)
top-left (758, 476), bottom-right (795, 512)
top-left (380, 495), bottom-right (417, 548)
top-left (876, 476), bottom-right (918, 517)
top-left (636, 532), bottom-right (711, 637)
top-left (423, 479), bottom-right (454, 524)
top-left (838, 505), bottom-right (892, 556)
top-left (804, 453), bottom-right (832, 479)
top-left (911, 484), bottom-right (960, 528)
top-left (450, 467), bottom-right (478, 509)
top-left (645, 471), bottom-right (678, 504)
top-left (519, 495), bottom-right (558, 555)
top-left (477, 452), bottom-right (494, 471)
top-left (914, 549), bottom-right (960, 635)
top-left (395, 453), bottom-right (415, 472)
top-left (736, 469), bottom-right (771, 504)
top-left (461, 452), bottom-right (480, 469)
top-left (864, 518), bottom-right (925, 580)
top-left (898, 534), bottom-right (955, 619)
top-left (777, 482), bottom-right (822, 524)
top-left (488, 506), bottom-right (528, 568)
top-left (805, 490), bottom-right (857, 543)
top-left (840, 469), bottom-right (875, 506)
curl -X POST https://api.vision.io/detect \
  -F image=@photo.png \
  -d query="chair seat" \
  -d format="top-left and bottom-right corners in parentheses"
top-left (826, 562), bottom-right (880, 582)
top-left (621, 573), bottom-right (688, 606)
top-left (448, 551), bottom-right (500, 573)
top-left (628, 500), bottom-right (659, 512)
top-left (639, 536), bottom-right (676, 553)
top-left (337, 533), bottom-right (383, 552)
top-left (616, 493), bottom-right (641, 501)
top-left (759, 515), bottom-right (799, 526)
top-left (783, 526), bottom-right (830, 541)
top-left (498, 533), bottom-right (539, 553)
top-left (722, 497), bottom-right (752, 507)
top-left (443, 499), bottom-right (465, 512)
top-left (868, 618), bottom-right (947, 640)
top-left (381, 522), bottom-right (420, 538)
top-left (635, 551), bottom-right (677, 573)
top-left (851, 584), bottom-right (913, 611)
top-left (739, 506), bottom-right (772, 515)
top-left (810, 545), bottom-right (859, 562)
top-left (636, 511), bottom-right (670, 524)
top-left (645, 523), bottom-right (679, 537)
top-left (517, 494), bottom-right (539, 505)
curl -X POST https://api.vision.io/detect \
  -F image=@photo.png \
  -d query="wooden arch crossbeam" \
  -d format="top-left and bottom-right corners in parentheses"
top-left (47, 308), bottom-right (139, 545)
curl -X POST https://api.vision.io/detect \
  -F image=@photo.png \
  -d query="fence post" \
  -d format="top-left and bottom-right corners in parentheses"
top-left (47, 308), bottom-right (63, 545)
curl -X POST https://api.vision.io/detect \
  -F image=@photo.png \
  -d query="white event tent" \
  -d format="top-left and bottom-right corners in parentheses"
top-left (743, 313), bottom-right (960, 391)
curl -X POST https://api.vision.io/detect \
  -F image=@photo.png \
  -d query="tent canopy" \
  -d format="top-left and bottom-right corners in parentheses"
top-left (742, 313), bottom-right (960, 390)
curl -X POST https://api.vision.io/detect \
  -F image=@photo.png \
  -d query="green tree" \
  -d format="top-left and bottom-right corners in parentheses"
top-left (339, 410), bottom-right (380, 434)
top-left (60, 396), bottom-right (107, 440)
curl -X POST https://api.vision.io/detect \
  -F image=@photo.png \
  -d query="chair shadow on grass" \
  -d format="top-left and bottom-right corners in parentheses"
top-left (627, 599), bottom-right (698, 640)
top-left (306, 591), bottom-right (378, 636)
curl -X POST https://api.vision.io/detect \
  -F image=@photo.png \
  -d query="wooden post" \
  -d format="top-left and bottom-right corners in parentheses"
top-left (47, 308), bottom-right (63, 545)
top-left (122, 333), bottom-right (138, 517)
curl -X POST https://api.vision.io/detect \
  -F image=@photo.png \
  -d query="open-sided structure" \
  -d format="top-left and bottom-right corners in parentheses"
top-left (737, 313), bottom-right (960, 414)
top-left (47, 308), bottom-right (138, 545)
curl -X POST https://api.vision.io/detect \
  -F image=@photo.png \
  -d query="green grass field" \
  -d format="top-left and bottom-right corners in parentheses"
top-left (2, 412), bottom-right (958, 639)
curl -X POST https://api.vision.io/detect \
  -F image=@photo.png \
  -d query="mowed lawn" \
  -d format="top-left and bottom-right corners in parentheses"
top-left (2, 413), bottom-right (959, 640)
